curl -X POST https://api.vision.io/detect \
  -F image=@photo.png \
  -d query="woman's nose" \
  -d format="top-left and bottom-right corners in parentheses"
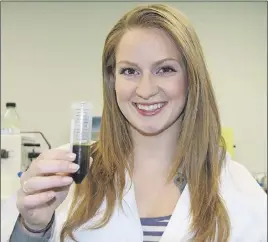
top-left (136, 74), bottom-right (158, 99)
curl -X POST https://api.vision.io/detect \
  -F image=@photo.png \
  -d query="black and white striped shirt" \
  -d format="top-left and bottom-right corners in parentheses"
top-left (140, 215), bottom-right (172, 242)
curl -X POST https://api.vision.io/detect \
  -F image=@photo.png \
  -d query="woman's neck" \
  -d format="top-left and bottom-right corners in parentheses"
top-left (131, 119), bottom-right (181, 177)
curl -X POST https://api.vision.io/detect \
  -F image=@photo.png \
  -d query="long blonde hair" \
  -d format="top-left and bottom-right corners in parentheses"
top-left (61, 4), bottom-right (230, 242)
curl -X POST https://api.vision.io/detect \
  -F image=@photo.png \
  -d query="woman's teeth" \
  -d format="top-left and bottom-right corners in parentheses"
top-left (136, 103), bottom-right (165, 111)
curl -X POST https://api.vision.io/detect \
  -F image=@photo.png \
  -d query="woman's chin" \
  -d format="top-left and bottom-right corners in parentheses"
top-left (132, 124), bottom-right (165, 136)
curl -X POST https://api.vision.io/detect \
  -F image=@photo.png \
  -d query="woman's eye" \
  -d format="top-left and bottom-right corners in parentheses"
top-left (120, 68), bottom-right (138, 76)
top-left (158, 66), bottom-right (176, 74)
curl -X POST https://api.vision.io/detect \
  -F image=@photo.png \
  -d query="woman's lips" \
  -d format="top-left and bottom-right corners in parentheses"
top-left (133, 102), bottom-right (168, 116)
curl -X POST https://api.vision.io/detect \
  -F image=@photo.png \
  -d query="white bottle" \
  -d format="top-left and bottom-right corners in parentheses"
top-left (1, 102), bottom-right (21, 135)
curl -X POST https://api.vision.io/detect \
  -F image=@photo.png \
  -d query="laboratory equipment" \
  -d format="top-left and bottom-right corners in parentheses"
top-left (1, 132), bottom-right (51, 201)
top-left (1, 134), bottom-right (34, 201)
top-left (70, 102), bottom-right (93, 184)
top-left (1, 102), bottom-right (20, 135)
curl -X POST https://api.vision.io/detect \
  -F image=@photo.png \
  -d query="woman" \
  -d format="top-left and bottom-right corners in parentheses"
top-left (4, 4), bottom-right (266, 242)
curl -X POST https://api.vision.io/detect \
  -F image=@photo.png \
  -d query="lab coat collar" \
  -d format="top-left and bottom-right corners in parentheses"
top-left (122, 170), bottom-right (192, 242)
top-left (122, 172), bottom-right (139, 217)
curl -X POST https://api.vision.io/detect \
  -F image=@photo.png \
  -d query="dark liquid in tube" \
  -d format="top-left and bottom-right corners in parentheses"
top-left (71, 144), bottom-right (90, 184)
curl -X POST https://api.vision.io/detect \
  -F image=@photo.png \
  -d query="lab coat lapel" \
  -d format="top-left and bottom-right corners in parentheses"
top-left (160, 184), bottom-right (192, 242)
top-left (122, 172), bottom-right (143, 241)
top-left (70, 172), bottom-right (143, 242)
top-left (122, 174), bottom-right (139, 219)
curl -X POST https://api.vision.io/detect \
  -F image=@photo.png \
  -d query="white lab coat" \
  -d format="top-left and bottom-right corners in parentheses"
top-left (1, 149), bottom-right (267, 242)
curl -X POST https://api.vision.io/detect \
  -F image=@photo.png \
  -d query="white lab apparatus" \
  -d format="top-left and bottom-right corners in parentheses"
top-left (1, 135), bottom-right (28, 201)
top-left (1, 134), bottom-right (45, 201)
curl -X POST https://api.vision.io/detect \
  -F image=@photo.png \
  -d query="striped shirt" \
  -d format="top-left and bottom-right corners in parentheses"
top-left (140, 215), bottom-right (171, 242)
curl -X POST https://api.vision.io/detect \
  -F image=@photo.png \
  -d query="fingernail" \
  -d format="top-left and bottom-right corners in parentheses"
top-left (67, 153), bottom-right (76, 160)
top-left (69, 163), bottom-right (79, 171)
top-left (62, 176), bottom-right (73, 184)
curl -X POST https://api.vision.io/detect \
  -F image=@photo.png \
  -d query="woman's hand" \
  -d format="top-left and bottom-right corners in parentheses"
top-left (16, 149), bottom-right (79, 231)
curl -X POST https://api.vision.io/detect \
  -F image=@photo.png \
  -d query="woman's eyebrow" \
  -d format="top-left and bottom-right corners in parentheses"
top-left (116, 58), bottom-right (180, 68)
top-left (116, 60), bottom-right (139, 68)
top-left (153, 58), bottom-right (180, 66)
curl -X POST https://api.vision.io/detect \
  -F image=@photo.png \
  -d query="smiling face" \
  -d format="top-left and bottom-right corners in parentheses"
top-left (115, 28), bottom-right (188, 135)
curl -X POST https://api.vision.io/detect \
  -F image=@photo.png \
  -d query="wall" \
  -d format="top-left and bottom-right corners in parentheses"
top-left (1, 1), bottom-right (267, 173)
